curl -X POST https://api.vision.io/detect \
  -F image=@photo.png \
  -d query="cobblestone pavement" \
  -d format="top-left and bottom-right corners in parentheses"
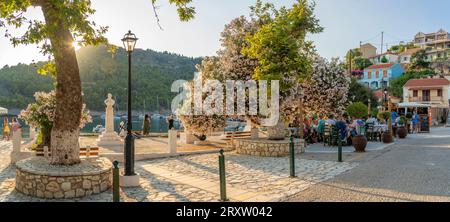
top-left (288, 127), bottom-right (450, 202)
top-left (306, 142), bottom-right (394, 153)
top-left (0, 140), bottom-right (357, 202)
top-left (79, 136), bottom-right (227, 154)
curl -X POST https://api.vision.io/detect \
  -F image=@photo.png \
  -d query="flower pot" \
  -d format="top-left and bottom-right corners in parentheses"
top-left (397, 126), bottom-right (407, 139)
top-left (382, 131), bottom-right (393, 143)
top-left (352, 135), bottom-right (367, 152)
top-left (195, 134), bottom-right (207, 141)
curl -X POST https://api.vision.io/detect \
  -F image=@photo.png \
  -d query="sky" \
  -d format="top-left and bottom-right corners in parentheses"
top-left (0, 0), bottom-right (449, 67)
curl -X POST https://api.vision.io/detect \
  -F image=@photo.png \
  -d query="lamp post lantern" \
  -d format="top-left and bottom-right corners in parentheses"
top-left (122, 31), bottom-right (138, 177)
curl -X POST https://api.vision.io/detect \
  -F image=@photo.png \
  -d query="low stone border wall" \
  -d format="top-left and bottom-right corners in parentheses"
top-left (235, 139), bottom-right (306, 157)
top-left (15, 157), bottom-right (112, 199)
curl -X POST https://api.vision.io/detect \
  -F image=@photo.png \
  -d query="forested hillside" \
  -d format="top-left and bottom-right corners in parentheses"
top-left (0, 45), bottom-right (201, 112)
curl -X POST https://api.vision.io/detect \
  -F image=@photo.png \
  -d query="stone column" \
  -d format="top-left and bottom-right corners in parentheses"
top-left (12, 129), bottom-right (22, 152)
top-left (251, 127), bottom-right (259, 139)
top-left (180, 130), bottom-right (198, 144)
top-left (168, 129), bottom-right (178, 154)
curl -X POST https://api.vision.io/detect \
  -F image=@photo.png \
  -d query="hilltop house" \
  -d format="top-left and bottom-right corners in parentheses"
top-left (414, 29), bottom-right (450, 62)
top-left (399, 48), bottom-right (422, 64)
top-left (369, 52), bottom-right (399, 65)
top-left (360, 63), bottom-right (405, 89)
top-left (360, 43), bottom-right (377, 59)
top-left (403, 77), bottom-right (450, 124)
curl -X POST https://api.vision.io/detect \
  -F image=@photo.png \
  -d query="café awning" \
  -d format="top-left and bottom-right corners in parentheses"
top-left (0, 107), bottom-right (8, 115)
top-left (397, 102), bottom-right (432, 108)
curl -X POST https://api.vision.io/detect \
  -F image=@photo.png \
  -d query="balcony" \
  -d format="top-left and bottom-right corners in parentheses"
top-left (409, 96), bottom-right (443, 104)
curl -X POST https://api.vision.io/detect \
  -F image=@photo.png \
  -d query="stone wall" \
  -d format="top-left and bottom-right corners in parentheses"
top-left (235, 139), bottom-right (306, 157)
top-left (15, 157), bottom-right (112, 199)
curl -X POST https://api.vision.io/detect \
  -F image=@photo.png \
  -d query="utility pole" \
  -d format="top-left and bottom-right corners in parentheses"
top-left (381, 31), bottom-right (384, 54)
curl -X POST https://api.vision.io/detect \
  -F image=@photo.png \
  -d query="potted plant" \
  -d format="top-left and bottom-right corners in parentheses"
top-left (397, 116), bottom-right (408, 139)
top-left (377, 111), bottom-right (393, 143)
top-left (346, 102), bottom-right (368, 152)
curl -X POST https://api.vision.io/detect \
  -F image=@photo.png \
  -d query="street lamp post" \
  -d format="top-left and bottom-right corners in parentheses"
top-left (122, 31), bottom-right (138, 177)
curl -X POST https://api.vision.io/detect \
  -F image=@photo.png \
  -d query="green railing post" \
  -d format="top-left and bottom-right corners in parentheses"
top-left (218, 149), bottom-right (228, 202)
top-left (113, 160), bottom-right (120, 202)
top-left (289, 135), bottom-right (296, 178)
top-left (338, 137), bottom-right (343, 163)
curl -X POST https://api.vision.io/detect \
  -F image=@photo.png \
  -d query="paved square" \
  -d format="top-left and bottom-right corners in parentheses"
top-left (0, 140), bottom-right (357, 202)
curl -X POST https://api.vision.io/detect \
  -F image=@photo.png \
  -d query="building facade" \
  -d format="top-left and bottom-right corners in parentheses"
top-left (403, 78), bottom-right (450, 124)
top-left (369, 52), bottom-right (399, 65)
top-left (360, 63), bottom-right (405, 89)
top-left (360, 43), bottom-right (377, 59)
top-left (414, 29), bottom-right (450, 62)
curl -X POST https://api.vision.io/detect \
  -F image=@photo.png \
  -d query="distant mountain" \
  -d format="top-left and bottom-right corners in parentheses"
top-left (0, 45), bottom-right (201, 112)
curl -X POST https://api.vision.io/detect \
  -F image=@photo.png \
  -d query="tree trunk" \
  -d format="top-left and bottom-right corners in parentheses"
top-left (41, 2), bottom-right (82, 165)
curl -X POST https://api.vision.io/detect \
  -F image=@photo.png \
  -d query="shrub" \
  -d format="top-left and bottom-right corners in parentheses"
top-left (346, 102), bottom-right (368, 119)
top-left (406, 113), bottom-right (413, 119)
top-left (377, 112), bottom-right (391, 122)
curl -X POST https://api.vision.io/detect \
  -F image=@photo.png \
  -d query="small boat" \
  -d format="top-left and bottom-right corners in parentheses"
top-left (92, 125), bottom-right (105, 133)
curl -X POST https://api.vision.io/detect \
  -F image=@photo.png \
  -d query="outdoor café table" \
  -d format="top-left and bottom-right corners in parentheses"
top-left (374, 124), bottom-right (388, 133)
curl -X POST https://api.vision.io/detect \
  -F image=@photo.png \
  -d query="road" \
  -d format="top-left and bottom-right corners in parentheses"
top-left (289, 127), bottom-right (450, 202)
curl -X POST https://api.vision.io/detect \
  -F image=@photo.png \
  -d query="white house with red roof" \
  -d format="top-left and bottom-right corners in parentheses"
top-left (369, 52), bottom-right (399, 65)
top-left (403, 77), bottom-right (450, 124)
top-left (360, 63), bottom-right (405, 89)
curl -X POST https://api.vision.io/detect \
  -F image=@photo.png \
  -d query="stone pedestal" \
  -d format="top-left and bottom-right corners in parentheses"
top-left (12, 129), bottom-right (22, 152)
top-left (168, 130), bottom-right (177, 154)
top-left (96, 132), bottom-right (123, 151)
top-left (251, 128), bottom-right (259, 139)
top-left (11, 129), bottom-right (33, 164)
top-left (180, 132), bottom-right (198, 144)
top-left (267, 121), bottom-right (286, 140)
top-left (96, 93), bottom-right (123, 151)
top-left (119, 174), bottom-right (140, 187)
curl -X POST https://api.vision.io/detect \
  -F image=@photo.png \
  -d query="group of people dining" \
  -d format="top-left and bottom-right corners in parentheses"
top-left (290, 109), bottom-right (421, 146)
top-left (290, 113), bottom-right (386, 146)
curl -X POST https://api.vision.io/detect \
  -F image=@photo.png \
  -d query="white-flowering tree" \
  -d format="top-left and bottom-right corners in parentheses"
top-left (302, 57), bottom-right (350, 117)
top-left (177, 62), bottom-right (226, 140)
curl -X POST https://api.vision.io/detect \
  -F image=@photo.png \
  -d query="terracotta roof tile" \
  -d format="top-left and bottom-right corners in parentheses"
top-left (366, 63), bottom-right (395, 70)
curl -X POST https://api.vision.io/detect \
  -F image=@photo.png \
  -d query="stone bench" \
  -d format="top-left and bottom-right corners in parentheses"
top-left (222, 131), bottom-right (253, 147)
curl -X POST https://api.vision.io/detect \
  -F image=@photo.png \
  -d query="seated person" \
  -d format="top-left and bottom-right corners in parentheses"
top-left (336, 117), bottom-right (348, 146)
top-left (327, 115), bottom-right (336, 125)
top-left (366, 115), bottom-right (378, 125)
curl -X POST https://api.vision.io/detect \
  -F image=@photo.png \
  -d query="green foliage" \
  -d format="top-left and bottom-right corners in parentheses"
top-left (389, 70), bottom-right (436, 98)
top-left (377, 111), bottom-right (390, 121)
top-left (0, 63), bottom-right (54, 108)
top-left (0, 45), bottom-right (201, 111)
top-left (353, 57), bottom-right (373, 70)
top-left (381, 56), bottom-right (388, 63)
top-left (410, 50), bottom-right (431, 71)
top-left (406, 112), bottom-right (413, 119)
top-left (347, 78), bottom-right (379, 110)
top-left (388, 43), bottom-right (417, 54)
top-left (399, 116), bottom-right (407, 125)
top-left (346, 102), bottom-right (368, 119)
top-left (242, 0), bottom-right (323, 96)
